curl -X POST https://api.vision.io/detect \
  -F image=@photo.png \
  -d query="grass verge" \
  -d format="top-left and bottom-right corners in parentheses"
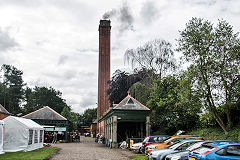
top-left (0, 147), bottom-right (60, 160)
top-left (129, 154), bottom-right (148, 160)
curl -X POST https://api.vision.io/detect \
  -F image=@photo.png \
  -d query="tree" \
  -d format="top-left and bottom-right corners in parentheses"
top-left (177, 17), bottom-right (240, 133)
top-left (24, 86), bottom-right (69, 114)
top-left (147, 75), bottom-right (201, 134)
top-left (107, 69), bottom-right (144, 104)
top-left (61, 106), bottom-right (79, 130)
top-left (124, 39), bottom-right (176, 80)
top-left (0, 64), bottom-right (25, 115)
top-left (129, 82), bottom-right (151, 106)
top-left (212, 20), bottom-right (240, 127)
top-left (78, 108), bottom-right (97, 126)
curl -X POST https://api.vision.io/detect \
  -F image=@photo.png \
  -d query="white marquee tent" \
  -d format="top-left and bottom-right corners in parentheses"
top-left (0, 120), bottom-right (4, 154)
top-left (3, 116), bottom-right (44, 152)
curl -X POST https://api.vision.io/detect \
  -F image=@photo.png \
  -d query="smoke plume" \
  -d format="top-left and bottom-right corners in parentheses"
top-left (102, 9), bottom-right (117, 19)
top-left (102, 2), bottom-right (134, 33)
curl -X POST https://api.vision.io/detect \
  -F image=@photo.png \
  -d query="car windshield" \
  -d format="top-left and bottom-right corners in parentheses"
top-left (192, 145), bottom-right (215, 155)
top-left (177, 141), bottom-right (199, 151)
top-left (149, 137), bottom-right (157, 142)
top-left (143, 137), bottom-right (149, 143)
top-left (187, 142), bottom-right (205, 151)
top-left (160, 137), bottom-right (174, 143)
top-left (166, 142), bottom-right (181, 149)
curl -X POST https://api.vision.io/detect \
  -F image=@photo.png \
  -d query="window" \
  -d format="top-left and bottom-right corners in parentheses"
top-left (39, 130), bottom-right (43, 143)
top-left (216, 148), bottom-right (226, 156)
top-left (226, 145), bottom-right (240, 156)
top-left (192, 145), bottom-right (214, 155)
top-left (143, 137), bottom-right (149, 143)
top-left (34, 130), bottom-right (38, 143)
top-left (167, 138), bottom-right (182, 145)
top-left (178, 142), bottom-right (196, 151)
top-left (28, 129), bottom-right (33, 145)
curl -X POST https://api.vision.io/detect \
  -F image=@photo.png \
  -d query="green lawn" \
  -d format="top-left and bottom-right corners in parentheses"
top-left (129, 154), bottom-right (148, 160)
top-left (0, 147), bottom-right (60, 160)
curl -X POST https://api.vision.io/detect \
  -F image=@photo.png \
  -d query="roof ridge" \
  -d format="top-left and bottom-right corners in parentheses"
top-left (45, 106), bottom-right (67, 120)
top-left (22, 106), bottom-right (47, 118)
top-left (113, 94), bottom-right (150, 110)
top-left (113, 94), bottom-right (131, 109)
top-left (22, 106), bottom-right (67, 120)
top-left (129, 96), bottom-right (150, 110)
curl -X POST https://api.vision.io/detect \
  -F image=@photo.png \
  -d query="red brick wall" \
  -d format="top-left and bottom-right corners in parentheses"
top-left (97, 20), bottom-right (111, 124)
top-left (90, 123), bottom-right (97, 136)
top-left (98, 120), bottom-right (105, 136)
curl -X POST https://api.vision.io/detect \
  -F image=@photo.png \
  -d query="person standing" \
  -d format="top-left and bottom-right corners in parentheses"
top-left (52, 132), bottom-right (57, 144)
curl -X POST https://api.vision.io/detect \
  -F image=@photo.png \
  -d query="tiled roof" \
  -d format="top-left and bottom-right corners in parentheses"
top-left (0, 104), bottom-right (10, 115)
top-left (113, 94), bottom-right (150, 111)
top-left (22, 106), bottom-right (67, 121)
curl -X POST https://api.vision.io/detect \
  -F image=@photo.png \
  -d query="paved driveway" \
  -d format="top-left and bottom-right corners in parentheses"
top-left (50, 136), bottom-right (134, 160)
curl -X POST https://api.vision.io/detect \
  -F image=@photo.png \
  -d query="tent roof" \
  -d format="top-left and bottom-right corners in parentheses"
top-left (0, 104), bottom-right (10, 115)
top-left (113, 93), bottom-right (150, 111)
top-left (22, 106), bottom-right (67, 121)
top-left (4, 116), bottom-right (43, 129)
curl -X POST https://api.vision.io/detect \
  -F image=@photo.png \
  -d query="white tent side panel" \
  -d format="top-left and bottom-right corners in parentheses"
top-left (3, 117), bottom-right (28, 152)
top-left (3, 116), bottom-right (44, 152)
top-left (0, 120), bottom-right (4, 154)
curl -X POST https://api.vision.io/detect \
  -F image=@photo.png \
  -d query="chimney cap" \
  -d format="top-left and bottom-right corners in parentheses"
top-left (100, 19), bottom-right (111, 26)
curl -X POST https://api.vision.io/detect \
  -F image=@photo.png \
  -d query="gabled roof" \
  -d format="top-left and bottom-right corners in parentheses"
top-left (0, 104), bottom-right (10, 115)
top-left (113, 94), bottom-right (150, 111)
top-left (22, 106), bottom-right (67, 121)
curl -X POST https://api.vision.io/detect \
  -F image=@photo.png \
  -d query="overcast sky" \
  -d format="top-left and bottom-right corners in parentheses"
top-left (0, 0), bottom-right (239, 113)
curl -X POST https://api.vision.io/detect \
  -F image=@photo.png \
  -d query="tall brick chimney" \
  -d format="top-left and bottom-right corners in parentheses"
top-left (97, 20), bottom-right (111, 127)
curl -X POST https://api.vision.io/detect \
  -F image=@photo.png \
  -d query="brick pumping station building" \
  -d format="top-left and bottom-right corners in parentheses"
top-left (97, 20), bottom-right (151, 147)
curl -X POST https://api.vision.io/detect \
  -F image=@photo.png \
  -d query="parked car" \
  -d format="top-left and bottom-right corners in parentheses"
top-left (84, 133), bottom-right (90, 137)
top-left (140, 135), bottom-right (168, 153)
top-left (128, 137), bottom-right (144, 151)
top-left (145, 135), bottom-right (204, 155)
top-left (149, 140), bottom-right (202, 160)
top-left (130, 142), bottom-right (142, 153)
top-left (165, 140), bottom-right (235, 160)
top-left (189, 141), bottom-right (240, 160)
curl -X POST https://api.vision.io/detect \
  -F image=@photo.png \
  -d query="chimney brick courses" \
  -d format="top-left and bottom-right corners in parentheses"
top-left (97, 20), bottom-right (111, 129)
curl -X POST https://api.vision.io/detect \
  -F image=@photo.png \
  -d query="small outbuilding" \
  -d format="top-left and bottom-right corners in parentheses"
top-left (22, 106), bottom-right (68, 143)
top-left (100, 93), bottom-right (151, 148)
top-left (3, 116), bottom-right (44, 152)
top-left (0, 120), bottom-right (4, 154)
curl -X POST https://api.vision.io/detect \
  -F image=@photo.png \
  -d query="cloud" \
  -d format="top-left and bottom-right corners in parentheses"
top-left (140, 1), bottom-right (160, 23)
top-left (58, 55), bottom-right (69, 65)
top-left (76, 48), bottom-right (98, 53)
top-left (79, 91), bottom-right (97, 108)
top-left (0, 27), bottom-right (19, 52)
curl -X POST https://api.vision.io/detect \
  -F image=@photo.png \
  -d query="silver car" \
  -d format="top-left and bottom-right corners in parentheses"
top-left (149, 140), bottom-right (202, 160)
